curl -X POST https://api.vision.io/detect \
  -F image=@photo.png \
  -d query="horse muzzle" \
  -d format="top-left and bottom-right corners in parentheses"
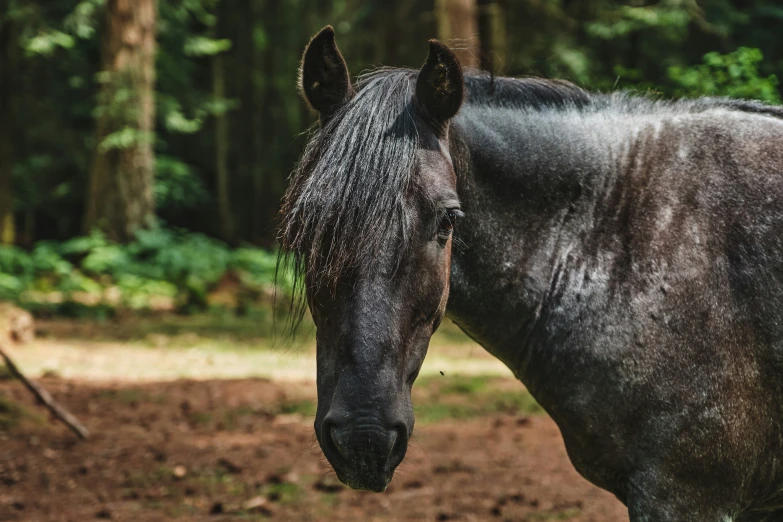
top-left (319, 414), bottom-right (409, 492)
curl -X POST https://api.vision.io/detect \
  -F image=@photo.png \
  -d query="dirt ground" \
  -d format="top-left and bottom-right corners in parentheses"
top-left (0, 314), bottom-right (628, 521)
top-left (0, 375), bottom-right (628, 522)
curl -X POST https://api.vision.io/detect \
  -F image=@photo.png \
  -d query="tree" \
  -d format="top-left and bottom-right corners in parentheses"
top-left (0, 18), bottom-right (17, 245)
top-left (478, 0), bottom-right (508, 74)
top-left (84, 0), bottom-right (157, 242)
top-left (211, 24), bottom-right (235, 243)
top-left (434, 0), bottom-right (479, 68)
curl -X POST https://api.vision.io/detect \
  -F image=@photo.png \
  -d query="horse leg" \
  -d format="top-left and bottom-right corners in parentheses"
top-left (626, 474), bottom-right (735, 522)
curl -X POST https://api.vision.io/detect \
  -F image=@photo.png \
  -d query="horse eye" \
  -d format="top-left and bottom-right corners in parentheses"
top-left (439, 214), bottom-right (454, 233)
top-left (437, 209), bottom-right (463, 238)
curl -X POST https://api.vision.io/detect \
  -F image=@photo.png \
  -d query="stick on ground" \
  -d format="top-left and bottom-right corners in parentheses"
top-left (0, 345), bottom-right (89, 439)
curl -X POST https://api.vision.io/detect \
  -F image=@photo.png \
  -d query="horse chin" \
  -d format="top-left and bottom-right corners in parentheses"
top-left (337, 470), bottom-right (392, 493)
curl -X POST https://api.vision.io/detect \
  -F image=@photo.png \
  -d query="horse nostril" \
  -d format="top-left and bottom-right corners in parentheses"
top-left (326, 420), bottom-right (403, 462)
top-left (389, 422), bottom-right (408, 458)
top-left (329, 424), bottom-right (347, 459)
top-left (385, 429), bottom-right (398, 458)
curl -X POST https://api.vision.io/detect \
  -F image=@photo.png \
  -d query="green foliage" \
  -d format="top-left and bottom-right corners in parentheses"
top-left (4, 0), bottom-right (782, 250)
top-left (155, 155), bottom-right (209, 209)
top-left (668, 47), bottom-right (781, 103)
top-left (0, 229), bottom-right (288, 314)
top-left (586, 1), bottom-right (693, 40)
top-left (98, 128), bottom-right (155, 152)
top-left (63, 0), bottom-right (105, 40)
top-left (24, 30), bottom-right (75, 57)
top-left (231, 248), bottom-right (289, 291)
top-left (183, 36), bottom-right (232, 56)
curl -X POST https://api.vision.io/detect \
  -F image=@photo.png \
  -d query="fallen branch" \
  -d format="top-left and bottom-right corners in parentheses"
top-left (0, 345), bottom-right (89, 439)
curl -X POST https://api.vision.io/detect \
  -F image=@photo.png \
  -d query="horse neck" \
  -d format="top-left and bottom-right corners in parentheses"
top-left (445, 102), bottom-right (624, 376)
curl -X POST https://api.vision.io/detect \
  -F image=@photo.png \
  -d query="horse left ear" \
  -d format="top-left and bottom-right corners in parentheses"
top-left (416, 40), bottom-right (464, 129)
top-left (299, 26), bottom-right (355, 123)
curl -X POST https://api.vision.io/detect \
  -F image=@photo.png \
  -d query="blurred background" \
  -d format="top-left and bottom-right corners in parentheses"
top-left (0, 1), bottom-right (780, 521)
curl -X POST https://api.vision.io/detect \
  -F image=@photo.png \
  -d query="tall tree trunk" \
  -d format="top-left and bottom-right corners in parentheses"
top-left (478, 0), bottom-right (507, 74)
top-left (434, 0), bottom-right (479, 68)
top-left (212, 38), bottom-right (235, 243)
top-left (0, 19), bottom-right (16, 245)
top-left (247, 0), bottom-right (264, 244)
top-left (84, 0), bottom-right (157, 242)
top-left (257, 0), bottom-right (282, 245)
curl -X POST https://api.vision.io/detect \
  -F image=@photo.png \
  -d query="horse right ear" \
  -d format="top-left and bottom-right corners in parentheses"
top-left (416, 40), bottom-right (464, 130)
top-left (299, 26), bottom-right (354, 123)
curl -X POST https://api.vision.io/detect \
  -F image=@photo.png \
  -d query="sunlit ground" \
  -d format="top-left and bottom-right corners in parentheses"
top-left (7, 312), bottom-right (511, 382)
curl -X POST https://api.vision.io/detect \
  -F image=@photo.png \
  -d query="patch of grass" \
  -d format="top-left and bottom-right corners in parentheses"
top-left (162, 503), bottom-right (199, 517)
top-left (276, 399), bottom-right (316, 417)
top-left (125, 466), bottom-right (174, 489)
top-left (263, 481), bottom-right (302, 505)
top-left (0, 393), bottom-right (44, 430)
top-left (489, 391), bottom-right (544, 415)
top-left (0, 394), bottom-right (25, 429)
top-left (430, 318), bottom-right (475, 345)
top-left (413, 375), bottom-right (543, 423)
top-left (419, 374), bottom-right (491, 395)
top-left (415, 403), bottom-right (477, 423)
top-left (320, 492), bottom-right (340, 507)
top-left (188, 411), bottom-right (213, 426)
top-left (220, 405), bottom-right (257, 430)
top-left (26, 301), bottom-right (117, 321)
top-left (0, 365), bottom-right (14, 380)
top-left (40, 303), bottom-right (315, 345)
top-left (184, 468), bottom-right (248, 500)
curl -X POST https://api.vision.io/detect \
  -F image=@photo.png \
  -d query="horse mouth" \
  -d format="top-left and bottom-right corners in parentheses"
top-left (335, 468), bottom-right (393, 493)
top-left (318, 421), bottom-right (405, 492)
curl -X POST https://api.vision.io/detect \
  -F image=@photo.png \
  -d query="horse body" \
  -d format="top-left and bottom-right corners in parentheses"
top-left (448, 99), bottom-right (783, 518)
top-left (286, 27), bottom-right (783, 521)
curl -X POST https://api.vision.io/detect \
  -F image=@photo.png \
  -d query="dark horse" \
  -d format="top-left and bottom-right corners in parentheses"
top-left (280, 26), bottom-right (783, 521)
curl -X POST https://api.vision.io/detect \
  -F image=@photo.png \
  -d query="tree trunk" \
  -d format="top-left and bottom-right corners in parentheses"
top-left (257, 0), bottom-right (282, 245)
top-left (0, 19), bottom-right (16, 245)
top-left (84, 0), bottom-right (157, 242)
top-left (478, 0), bottom-right (507, 74)
top-left (212, 39), bottom-right (235, 243)
top-left (434, 0), bottom-right (479, 68)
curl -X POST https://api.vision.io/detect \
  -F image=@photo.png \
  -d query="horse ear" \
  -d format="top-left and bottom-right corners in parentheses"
top-left (299, 26), bottom-right (354, 122)
top-left (416, 40), bottom-right (464, 128)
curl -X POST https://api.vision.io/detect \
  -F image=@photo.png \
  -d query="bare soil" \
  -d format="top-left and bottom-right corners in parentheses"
top-left (0, 376), bottom-right (628, 522)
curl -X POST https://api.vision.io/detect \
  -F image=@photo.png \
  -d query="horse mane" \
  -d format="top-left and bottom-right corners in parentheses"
top-left (465, 72), bottom-right (783, 120)
top-left (464, 73), bottom-right (594, 110)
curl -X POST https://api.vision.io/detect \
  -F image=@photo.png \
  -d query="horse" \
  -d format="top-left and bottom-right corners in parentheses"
top-left (279, 26), bottom-right (783, 521)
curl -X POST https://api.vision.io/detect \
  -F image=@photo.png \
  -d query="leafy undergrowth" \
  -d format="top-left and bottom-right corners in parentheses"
top-left (0, 228), bottom-right (292, 316)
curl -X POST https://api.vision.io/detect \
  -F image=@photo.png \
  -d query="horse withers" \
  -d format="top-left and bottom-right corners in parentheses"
top-left (280, 26), bottom-right (783, 521)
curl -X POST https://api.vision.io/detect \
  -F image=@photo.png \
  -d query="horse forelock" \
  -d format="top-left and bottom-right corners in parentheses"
top-left (280, 69), bottom-right (421, 298)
